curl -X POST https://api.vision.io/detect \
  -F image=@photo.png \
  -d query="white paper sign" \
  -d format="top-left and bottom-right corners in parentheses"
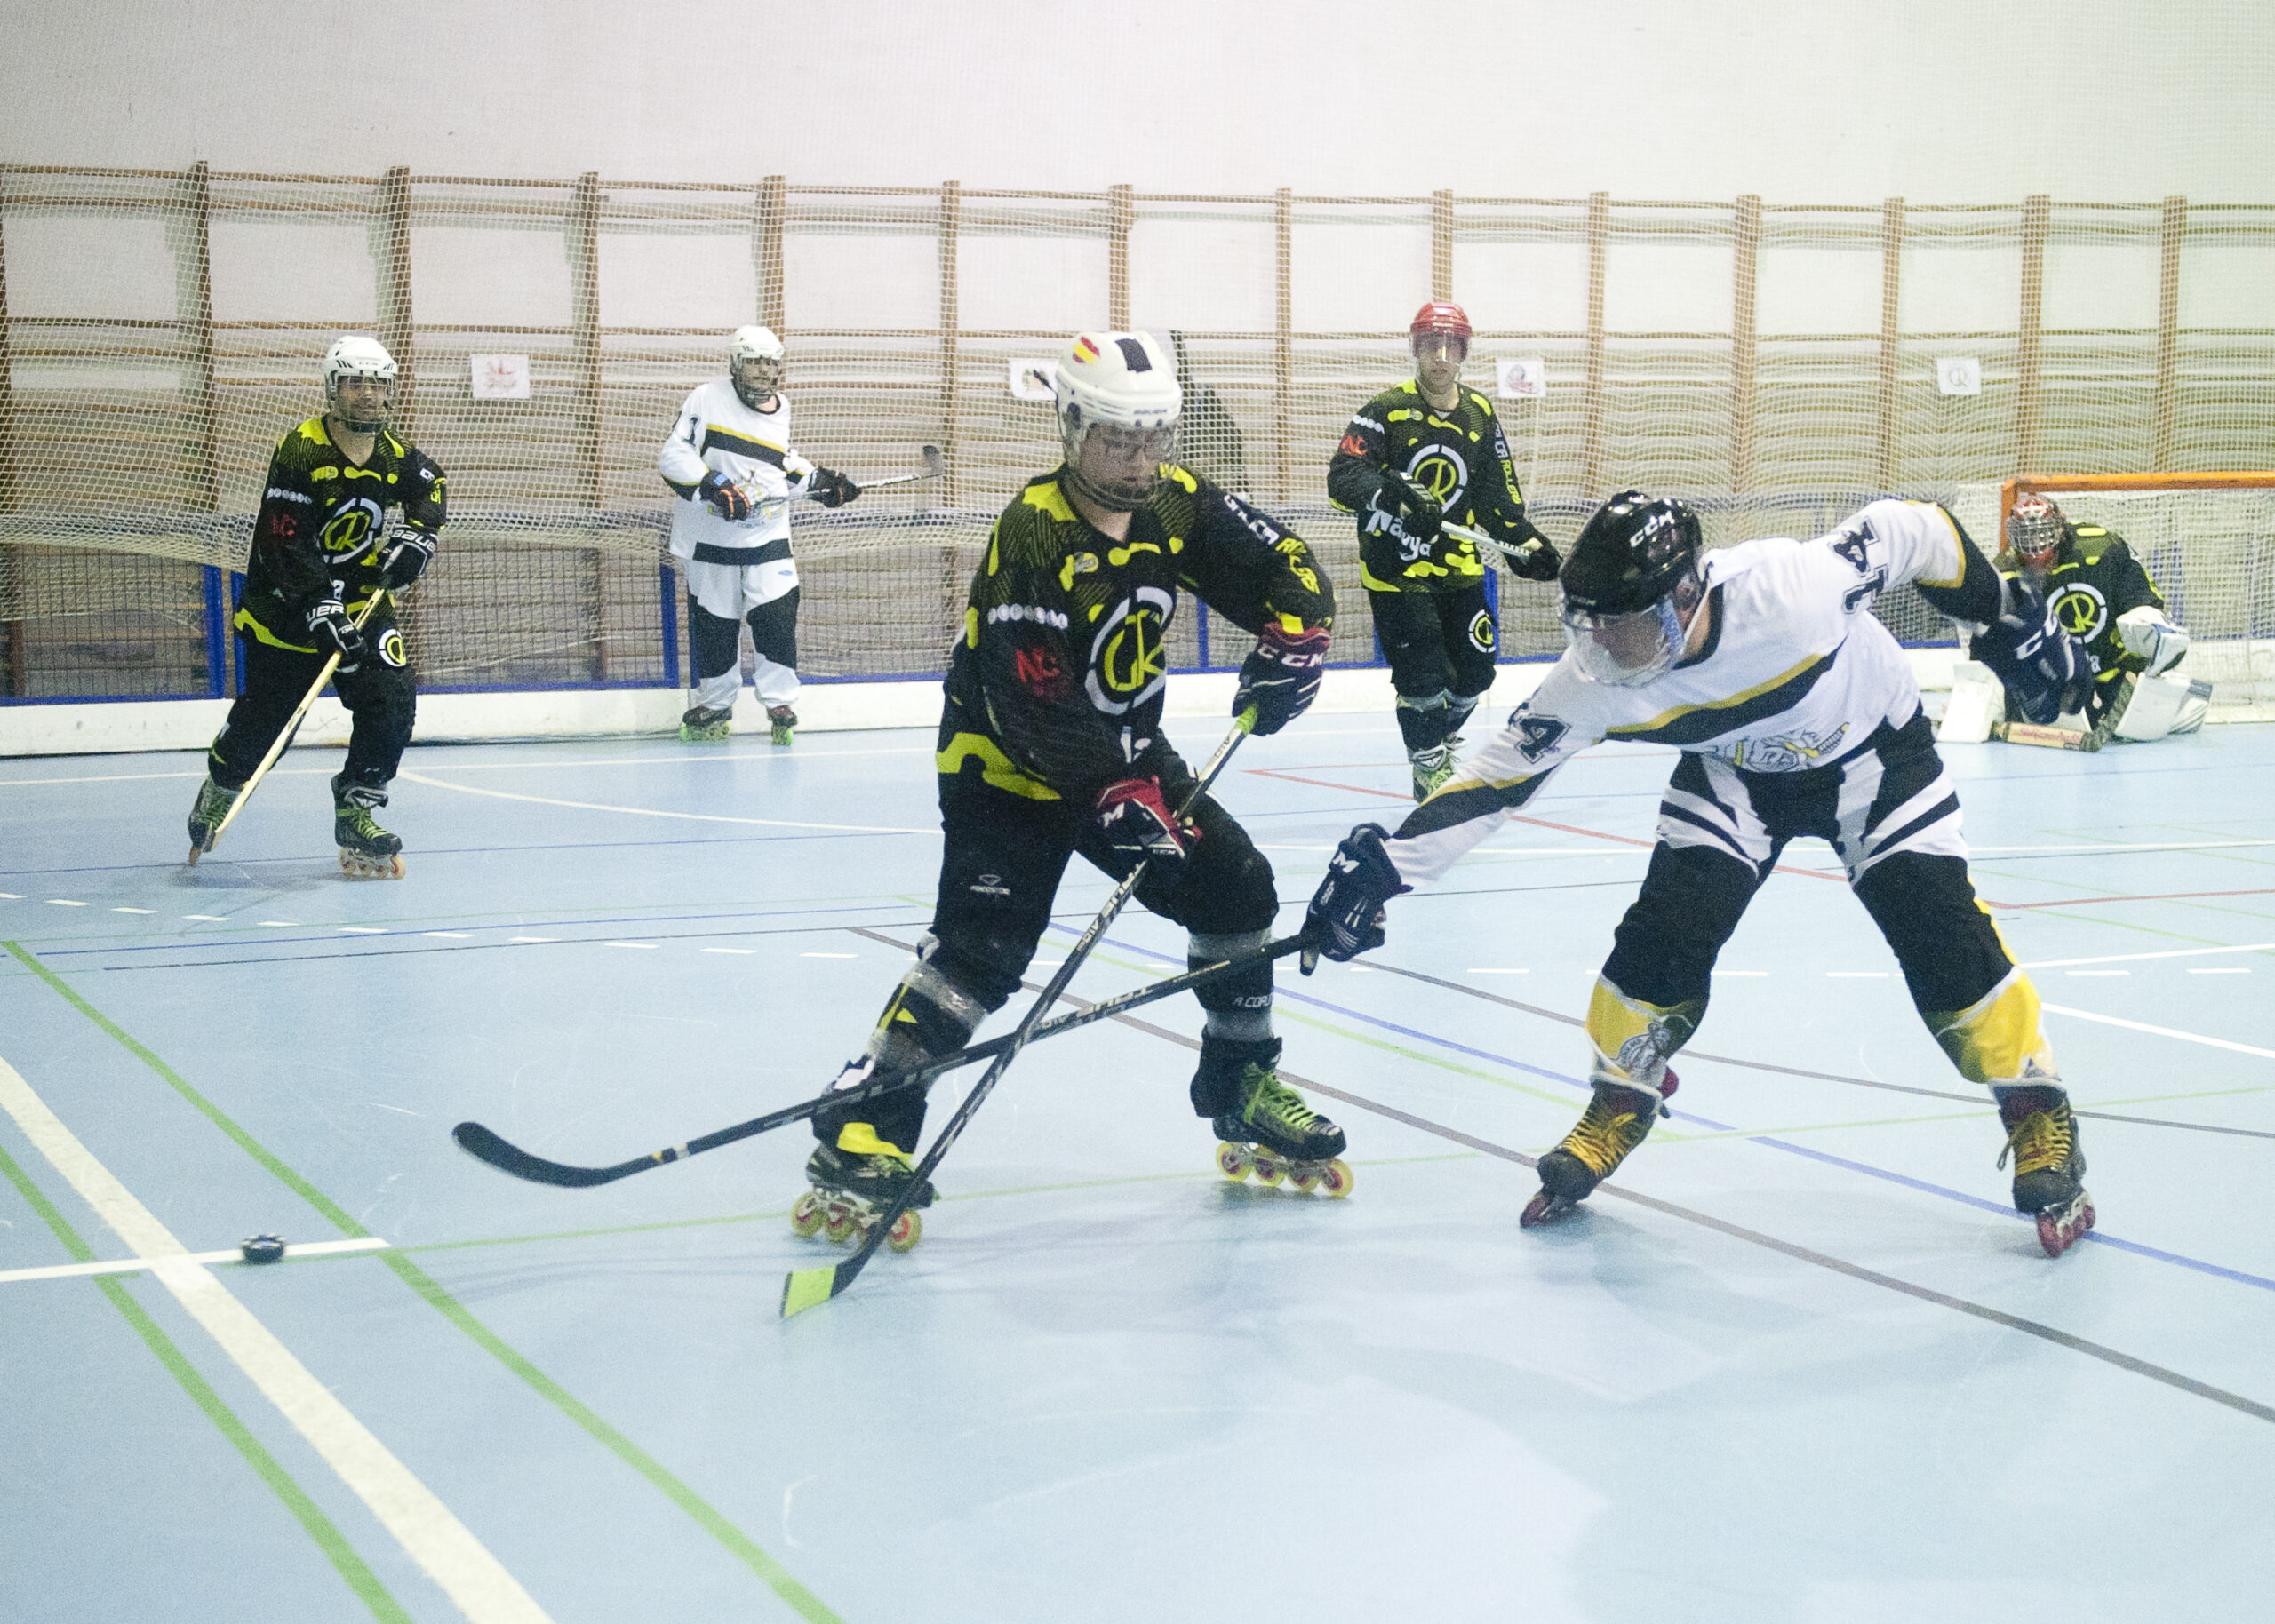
top-left (1936, 357), bottom-right (1982, 397)
top-left (470, 354), bottom-right (531, 401)
top-left (1497, 357), bottom-right (1546, 400)
top-left (1008, 358), bottom-right (1058, 402)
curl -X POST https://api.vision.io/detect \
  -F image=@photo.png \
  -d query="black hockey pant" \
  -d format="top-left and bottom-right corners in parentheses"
top-left (208, 608), bottom-right (416, 795)
top-left (1371, 583), bottom-right (1497, 754)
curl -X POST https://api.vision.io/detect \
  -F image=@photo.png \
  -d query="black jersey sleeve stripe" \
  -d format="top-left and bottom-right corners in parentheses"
top-left (1608, 650), bottom-right (1835, 747)
top-left (700, 427), bottom-right (789, 466)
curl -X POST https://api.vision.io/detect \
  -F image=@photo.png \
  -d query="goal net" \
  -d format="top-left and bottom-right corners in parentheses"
top-left (1945, 473), bottom-right (2275, 720)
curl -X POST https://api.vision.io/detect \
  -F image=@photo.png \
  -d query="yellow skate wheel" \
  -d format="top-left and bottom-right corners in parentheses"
top-left (822, 1211), bottom-right (858, 1245)
top-left (1289, 1168), bottom-right (1320, 1193)
top-left (1321, 1158), bottom-right (1354, 1198)
top-left (1215, 1142), bottom-right (1251, 1182)
top-left (886, 1210), bottom-right (922, 1254)
top-left (789, 1192), bottom-right (826, 1238)
top-left (1251, 1155), bottom-right (1286, 1188)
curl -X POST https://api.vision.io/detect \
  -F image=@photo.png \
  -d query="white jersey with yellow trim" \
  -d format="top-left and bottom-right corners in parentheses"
top-left (1386, 498), bottom-right (1971, 888)
top-left (658, 379), bottom-right (816, 566)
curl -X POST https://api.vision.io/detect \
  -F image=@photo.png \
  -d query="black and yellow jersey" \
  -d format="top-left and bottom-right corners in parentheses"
top-left (1977, 524), bottom-right (2165, 705)
top-left (238, 416), bottom-right (446, 650)
top-left (1326, 380), bottom-right (1535, 593)
top-left (939, 463), bottom-right (1335, 801)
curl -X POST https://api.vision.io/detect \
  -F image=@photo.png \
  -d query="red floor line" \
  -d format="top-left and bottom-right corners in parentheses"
top-left (1997, 886), bottom-right (2275, 910)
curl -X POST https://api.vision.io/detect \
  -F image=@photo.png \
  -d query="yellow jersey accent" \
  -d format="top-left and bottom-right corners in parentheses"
top-left (964, 606), bottom-right (979, 649)
top-left (1915, 505), bottom-right (1968, 591)
top-left (235, 606), bottom-right (318, 653)
top-left (1928, 967), bottom-right (2056, 1087)
top-left (935, 731), bottom-right (1060, 800)
top-left (1021, 480), bottom-right (1078, 522)
top-left (1608, 653), bottom-right (1826, 740)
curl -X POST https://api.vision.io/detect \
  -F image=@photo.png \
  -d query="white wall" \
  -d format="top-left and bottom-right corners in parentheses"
top-left (4, 1), bottom-right (2273, 202)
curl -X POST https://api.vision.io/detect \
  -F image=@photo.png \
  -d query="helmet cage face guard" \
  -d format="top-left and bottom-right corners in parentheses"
top-left (2008, 494), bottom-right (2064, 567)
top-left (1054, 331), bottom-right (1181, 512)
top-left (323, 338), bottom-right (397, 434)
top-left (1560, 577), bottom-right (1696, 686)
top-left (731, 354), bottom-right (785, 409)
top-left (1060, 410), bottom-right (1178, 511)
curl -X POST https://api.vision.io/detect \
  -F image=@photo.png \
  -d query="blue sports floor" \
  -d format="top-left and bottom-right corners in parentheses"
top-left (4, 712), bottom-right (2272, 1623)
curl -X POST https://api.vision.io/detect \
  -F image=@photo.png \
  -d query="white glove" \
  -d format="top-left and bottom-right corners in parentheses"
top-left (2116, 605), bottom-right (2190, 676)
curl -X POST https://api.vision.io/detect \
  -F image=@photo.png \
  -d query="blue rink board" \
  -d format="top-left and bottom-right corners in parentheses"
top-left (2, 714), bottom-right (2271, 1624)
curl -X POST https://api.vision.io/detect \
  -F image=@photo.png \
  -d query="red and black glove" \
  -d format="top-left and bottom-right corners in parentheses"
top-left (1094, 776), bottom-right (1197, 877)
top-left (697, 470), bottom-right (751, 521)
top-left (1234, 624), bottom-right (1331, 736)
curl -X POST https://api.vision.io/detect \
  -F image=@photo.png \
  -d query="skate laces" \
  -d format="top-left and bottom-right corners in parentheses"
top-left (1997, 1101), bottom-right (2074, 1176)
top-left (338, 802), bottom-right (387, 840)
top-left (1241, 1067), bottom-right (1317, 1131)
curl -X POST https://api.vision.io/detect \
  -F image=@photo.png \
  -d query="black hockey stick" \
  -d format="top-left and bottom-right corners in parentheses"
top-left (780, 711), bottom-right (1259, 1318)
top-left (452, 927), bottom-right (1302, 1189)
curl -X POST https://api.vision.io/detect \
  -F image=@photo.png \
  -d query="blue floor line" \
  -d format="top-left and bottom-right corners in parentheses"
top-left (1061, 924), bottom-right (2275, 1294)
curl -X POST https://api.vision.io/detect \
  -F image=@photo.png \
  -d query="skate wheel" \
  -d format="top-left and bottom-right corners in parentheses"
top-left (823, 1213), bottom-right (857, 1245)
top-left (1251, 1155), bottom-right (1285, 1188)
top-left (886, 1210), bottom-right (922, 1253)
top-left (1520, 1189), bottom-right (1568, 1229)
top-left (1290, 1169), bottom-right (1319, 1193)
top-left (1321, 1158), bottom-right (1354, 1199)
top-left (770, 728), bottom-right (794, 747)
top-left (790, 1192), bottom-right (826, 1238)
top-left (1215, 1142), bottom-right (1251, 1182)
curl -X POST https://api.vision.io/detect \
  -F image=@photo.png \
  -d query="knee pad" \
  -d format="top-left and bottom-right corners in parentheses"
top-left (862, 937), bottom-right (992, 1071)
top-left (1189, 928), bottom-right (1273, 1040)
top-left (1584, 975), bottom-right (1699, 1095)
top-left (1394, 688), bottom-right (1454, 753)
top-left (746, 589), bottom-right (800, 668)
top-left (687, 597), bottom-right (744, 681)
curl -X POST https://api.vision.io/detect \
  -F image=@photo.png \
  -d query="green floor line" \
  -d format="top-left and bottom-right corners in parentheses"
top-left (1270, 1003), bottom-right (1584, 1111)
top-left (7, 939), bottom-right (845, 1624)
top-left (0, 1141), bottom-right (412, 1624)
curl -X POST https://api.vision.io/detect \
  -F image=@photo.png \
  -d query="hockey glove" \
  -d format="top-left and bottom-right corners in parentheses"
top-left (1377, 472), bottom-right (1442, 542)
top-left (1500, 515), bottom-right (1562, 581)
top-left (1301, 823), bottom-right (1409, 974)
top-left (1976, 575), bottom-right (2092, 725)
top-left (1234, 624), bottom-right (1331, 736)
top-left (378, 528), bottom-right (436, 589)
top-left (2116, 604), bottom-right (2190, 676)
top-left (697, 470), bottom-right (751, 521)
top-left (1094, 776), bottom-right (1197, 879)
top-left (307, 592), bottom-right (369, 673)
top-left (806, 466), bottom-right (862, 508)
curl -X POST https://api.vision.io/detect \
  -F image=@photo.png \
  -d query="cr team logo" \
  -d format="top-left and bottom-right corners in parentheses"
top-left (2050, 581), bottom-right (2110, 644)
top-left (319, 497), bottom-right (386, 563)
top-left (1086, 585), bottom-right (1173, 714)
top-left (1402, 444), bottom-right (1469, 512)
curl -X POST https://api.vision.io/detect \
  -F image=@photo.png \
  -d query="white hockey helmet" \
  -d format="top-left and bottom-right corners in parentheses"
top-left (323, 335), bottom-right (396, 431)
top-left (729, 324), bottom-right (786, 408)
top-left (1055, 330), bottom-right (1183, 511)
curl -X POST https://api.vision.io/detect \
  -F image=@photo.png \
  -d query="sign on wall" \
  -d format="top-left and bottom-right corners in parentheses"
top-left (1936, 357), bottom-right (1982, 396)
top-left (1497, 357), bottom-right (1546, 400)
top-left (470, 354), bottom-right (532, 401)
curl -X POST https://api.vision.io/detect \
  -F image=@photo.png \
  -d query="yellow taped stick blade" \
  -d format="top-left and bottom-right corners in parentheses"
top-left (780, 1263), bottom-right (840, 1318)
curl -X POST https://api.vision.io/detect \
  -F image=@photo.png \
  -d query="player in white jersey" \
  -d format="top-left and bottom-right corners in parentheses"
top-left (1304, 490), bottom-right (2106, 1256)
top-left (659, 325), bottom-right (861, 744)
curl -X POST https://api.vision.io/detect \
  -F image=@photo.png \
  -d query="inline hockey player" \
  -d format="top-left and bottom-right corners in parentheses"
top-left (185, 336), bottom-right (444, 878)
top-left (659, 326), bottom-right (861, 745)
top-left (1305, 491), bottom-right (2104, 1256)
top-left (1970, 491), bottom-right (2207, 742)
top-left (1327, 301), bottom-right (1561, 800)
top-left (792, 330), bottom-right (1345, 1252)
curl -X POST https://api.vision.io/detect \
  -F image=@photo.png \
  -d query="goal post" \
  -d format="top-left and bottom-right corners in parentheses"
top-left (1951, 472), bottom-right (2275, 721)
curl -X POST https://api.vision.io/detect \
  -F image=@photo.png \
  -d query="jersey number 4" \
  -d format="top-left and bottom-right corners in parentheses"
top-left (1832, 526), bottom-right (1888, 611)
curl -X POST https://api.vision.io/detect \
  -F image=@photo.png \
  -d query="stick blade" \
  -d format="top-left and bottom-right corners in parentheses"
top-left (921, 443), bottom-right (945, 478)
top-left (451, 1121), bottom-right (626, 1188)
top-left (780, 1260), bottom-right (850, 1318)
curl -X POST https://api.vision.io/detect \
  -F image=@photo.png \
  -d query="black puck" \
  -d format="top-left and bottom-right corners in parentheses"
top-left (240, 1234), bottom-right (288, 1264)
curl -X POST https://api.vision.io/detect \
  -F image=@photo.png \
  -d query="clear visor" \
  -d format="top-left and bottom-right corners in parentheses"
top-left (1560, 595), bottom-right (1687, 686)
top-left (1411, 331), bottom-right (1468, 366)
top-left (1065, 418), bottom-right (1178, 508)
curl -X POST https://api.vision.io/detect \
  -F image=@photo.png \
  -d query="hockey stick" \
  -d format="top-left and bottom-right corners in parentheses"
top-left (450, 929), bottom-right (1304, 1189)
top-left (780, 710), bottom-right (1260, 1318)
top-left (1441, 518), bottom-right (1552, 573)
top-left (189, 589), bottom-right (390, 864)
top-left (743, 443), bottom-right (945, 513)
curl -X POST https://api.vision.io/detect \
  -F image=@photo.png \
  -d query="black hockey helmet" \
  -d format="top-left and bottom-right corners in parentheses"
top-left (1559, 490), bottom-right (1704, 617)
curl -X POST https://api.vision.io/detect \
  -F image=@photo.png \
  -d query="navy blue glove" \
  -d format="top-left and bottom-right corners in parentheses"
top-left (379, 528), bottom-right (435, 589)
top-left (307, 591), bottom-right (368, 672)
top-left (1976, 576), bottom-right (2091, 725)
top-left (1234, 624), bottom-right (1330, 736)
top-left (698, 470), bottom-right (751, 521)
top-left (1301, 824), bottom-right (1409, 973)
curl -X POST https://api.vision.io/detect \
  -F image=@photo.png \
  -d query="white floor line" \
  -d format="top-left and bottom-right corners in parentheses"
top-left (1974, 839), bottom-right (2275, 854)
top-left (2039, 1005), bottom-right (2275, 1062)
top-left (397, 769), bottom-right (937, 835)
top-left (0, 1055), bottom-right (554, 1624)
top-left (0, 1236), bottom-right (390, 1286)
top-left (2022, 940), bottom-right (2275, 969)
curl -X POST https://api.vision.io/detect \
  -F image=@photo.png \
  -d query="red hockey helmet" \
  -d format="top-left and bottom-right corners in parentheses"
top-left (1409, 301), bottom-right (1473, 362)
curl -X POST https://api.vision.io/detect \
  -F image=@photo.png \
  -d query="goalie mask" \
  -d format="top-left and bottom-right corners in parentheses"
top-left (1557, 490), bottom-right (1706, 686)
top-left (2007, 492), bottom-right (2067, 570)
top-left (323, 335), bottom-right (396, 434)
top-left (1055, 330), bottom-right (1182, 512)
top-left (729, 324), bottom-right (786, 410)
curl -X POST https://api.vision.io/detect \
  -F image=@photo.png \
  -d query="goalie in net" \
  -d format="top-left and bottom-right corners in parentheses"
top-left (1968, 490), bottom-right (2208, 744)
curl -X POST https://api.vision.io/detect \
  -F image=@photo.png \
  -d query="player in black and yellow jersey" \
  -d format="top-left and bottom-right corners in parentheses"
top-left (1970, 492), bottom-right (2205, 739)
top-left (186, 336), bottom-right (446, 877)
top-left (1328, 301), bottom-right (1561, 799)
top-left (795, 330), bottom-right (1343, 1241)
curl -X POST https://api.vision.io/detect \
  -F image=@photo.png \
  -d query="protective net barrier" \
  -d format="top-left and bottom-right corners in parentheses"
top-left (6, 167), bottom-right (2275, 712)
